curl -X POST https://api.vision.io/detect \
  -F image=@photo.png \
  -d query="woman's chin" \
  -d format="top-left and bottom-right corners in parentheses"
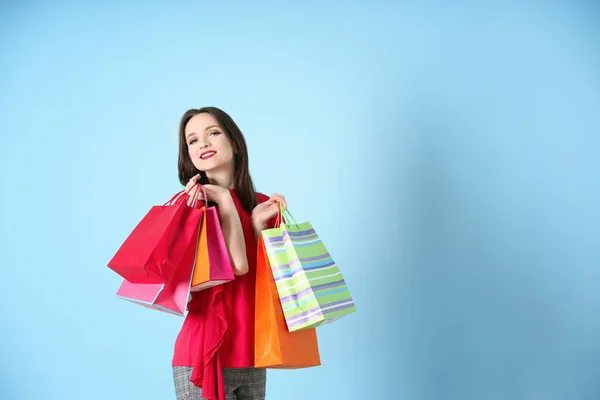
top-left (196, 162), bottom-right (224, 174)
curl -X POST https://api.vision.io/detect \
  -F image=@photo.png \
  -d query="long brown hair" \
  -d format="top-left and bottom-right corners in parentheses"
top-left (177, 106), bottom-right (258, 213)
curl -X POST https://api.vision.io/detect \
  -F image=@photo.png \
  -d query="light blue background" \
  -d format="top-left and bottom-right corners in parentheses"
top-left (1, 2), bottom-right (599, 399)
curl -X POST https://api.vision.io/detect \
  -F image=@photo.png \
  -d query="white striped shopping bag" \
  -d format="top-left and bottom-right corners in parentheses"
top-left (261, 205), bottom-right (356, 332)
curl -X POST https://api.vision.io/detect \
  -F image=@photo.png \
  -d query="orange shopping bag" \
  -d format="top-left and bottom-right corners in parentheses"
top-left (254, 236), bottom-right (321, 368)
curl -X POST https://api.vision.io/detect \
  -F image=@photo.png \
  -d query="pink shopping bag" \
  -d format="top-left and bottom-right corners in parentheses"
top-left (189, 201), bottom-right (235, 292)
top-left (115, 225), bottom-right (199, 316)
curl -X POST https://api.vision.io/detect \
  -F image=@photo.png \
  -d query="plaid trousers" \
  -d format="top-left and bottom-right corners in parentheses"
top-left (173, 366), bottom-right (266, 400)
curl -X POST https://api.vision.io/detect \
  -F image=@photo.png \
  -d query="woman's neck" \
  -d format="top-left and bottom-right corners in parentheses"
top-left (205, 164), bottom-right (235, 189)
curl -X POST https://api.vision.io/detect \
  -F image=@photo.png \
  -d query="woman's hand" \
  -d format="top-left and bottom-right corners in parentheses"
top-left (185, 174), bottom-right (231, 206)
top-left (251, 193), bottom-right (287, 231)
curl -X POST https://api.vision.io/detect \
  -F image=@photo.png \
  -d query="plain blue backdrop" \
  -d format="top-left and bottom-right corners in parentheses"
top-left (1, 1), bottom-right (599, 399)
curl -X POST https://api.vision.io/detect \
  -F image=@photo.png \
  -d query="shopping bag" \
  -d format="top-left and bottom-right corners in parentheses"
top-left (115, 223), bottom-right (200, 316)
top-left (189, 202), bottom-right (235, 292)
top-left (255, 237), bottom-right (321, 368)
top-left (107, 185), bottom-right (204, 284)
top-left (261, 205), bottom-right (356, 332)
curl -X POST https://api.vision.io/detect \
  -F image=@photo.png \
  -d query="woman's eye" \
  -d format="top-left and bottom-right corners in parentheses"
top-left (209, 131), bottom-right (220, 136)
top-left (189, 139), bottom-right (197, 145)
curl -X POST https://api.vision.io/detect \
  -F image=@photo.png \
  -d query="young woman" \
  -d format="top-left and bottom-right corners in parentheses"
top-left (171, 106), bottom-right (286, 400)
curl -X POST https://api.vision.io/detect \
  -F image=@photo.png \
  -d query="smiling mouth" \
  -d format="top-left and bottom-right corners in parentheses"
top-left (200, 151), bottom-right (216, 160)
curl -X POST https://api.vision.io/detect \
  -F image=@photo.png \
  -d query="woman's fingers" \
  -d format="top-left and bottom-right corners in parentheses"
top-left (188, 186), bottom-right (198, 202)
top-left (270, 194), bottom-right (287, 209)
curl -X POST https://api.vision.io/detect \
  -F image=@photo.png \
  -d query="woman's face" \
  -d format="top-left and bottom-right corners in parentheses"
top-left (184, 112), bottom-right (235, 174)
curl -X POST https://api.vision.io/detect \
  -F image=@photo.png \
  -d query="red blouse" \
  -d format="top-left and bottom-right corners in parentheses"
top-left (172, 190), bottom-right (272, 400)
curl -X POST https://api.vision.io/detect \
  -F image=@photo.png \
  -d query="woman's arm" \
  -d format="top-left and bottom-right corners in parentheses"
top-left (252, 220), bottom-right (266, 242)
top-left (183, 181), bottom-right (249, 276)
top-left (218, 196), bottom-right (249, 276)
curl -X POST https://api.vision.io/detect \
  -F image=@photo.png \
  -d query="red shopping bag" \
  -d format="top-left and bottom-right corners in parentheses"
top-left (190, 203), bottom-right (235, 292)
top-left (107, 185), bottom-right (205, 284)
top-left (115, 227), bottom-right (199, 316)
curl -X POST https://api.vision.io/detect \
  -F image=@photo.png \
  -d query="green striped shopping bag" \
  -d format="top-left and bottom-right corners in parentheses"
top-left (261, 205), bottom-right (356, 332)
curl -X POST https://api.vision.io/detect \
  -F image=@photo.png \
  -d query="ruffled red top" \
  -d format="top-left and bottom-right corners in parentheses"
top-left (172, 190), bottom-right (272, 399)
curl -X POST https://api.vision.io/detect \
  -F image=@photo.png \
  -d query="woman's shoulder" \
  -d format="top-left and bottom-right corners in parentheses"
top-left (228, 189), bottom-right (268, 207)
top-left (255, 191), bottom-right (270, 203)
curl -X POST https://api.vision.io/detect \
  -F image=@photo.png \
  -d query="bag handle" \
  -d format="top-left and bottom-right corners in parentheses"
top-left (164, 183), bottom-right (206, 208)
top-left (274, 202), bottom-right (284, 226)
top-left (274, 202), bottom-right (299, 228)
